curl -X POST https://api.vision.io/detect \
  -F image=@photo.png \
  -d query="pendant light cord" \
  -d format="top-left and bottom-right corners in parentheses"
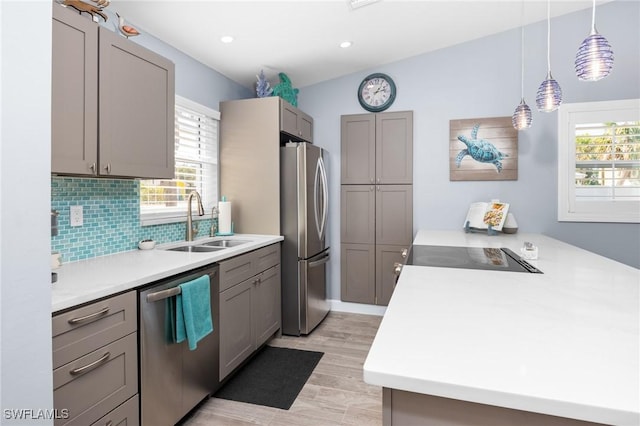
top-left (591, 0), bottom-right (597, 33)
top-left (546, 0), bottom-right (551, 73)
top-left (520, 1), bottom-right (525, 98)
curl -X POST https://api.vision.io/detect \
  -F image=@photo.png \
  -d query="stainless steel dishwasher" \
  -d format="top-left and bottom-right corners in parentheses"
top-left (139, 264), bottom-right (220, 426)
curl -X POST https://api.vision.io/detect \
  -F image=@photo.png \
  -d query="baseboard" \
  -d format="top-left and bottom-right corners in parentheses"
top-left (329, 299), bottom-right (386, 317)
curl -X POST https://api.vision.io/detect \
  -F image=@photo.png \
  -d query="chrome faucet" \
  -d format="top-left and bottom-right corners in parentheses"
top-left (186, 191), bottom-right (205, 241)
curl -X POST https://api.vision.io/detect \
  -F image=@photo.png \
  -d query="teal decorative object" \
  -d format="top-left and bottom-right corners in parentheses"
top-left (271, 72), bottom-right (299, 106)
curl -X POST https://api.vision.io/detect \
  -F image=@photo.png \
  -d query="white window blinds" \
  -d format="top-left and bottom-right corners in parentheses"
top-left (140, 96), bottom-right (219, 226)
top-left (558, 99), bottom-right (640, 223)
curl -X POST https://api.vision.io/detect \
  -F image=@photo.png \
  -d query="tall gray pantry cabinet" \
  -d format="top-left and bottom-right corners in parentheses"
top-left (340, 112), bottom-right (413, 306)
top-left (52, 3), bottom-right (175, 179)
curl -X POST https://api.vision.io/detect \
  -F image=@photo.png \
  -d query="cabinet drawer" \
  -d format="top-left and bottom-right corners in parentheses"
top-left (52, 291), bottom-right (136, 369)
top-left (54, 332), bottom-right (137, 426)
top-left (219, 252), bottom-right (255, 292)
top-left (91, 394), bottom-right (138, 426)
top-left (254, 243), bottom-right (281, 273)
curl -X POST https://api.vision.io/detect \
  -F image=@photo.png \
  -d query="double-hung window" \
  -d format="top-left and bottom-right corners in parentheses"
top-left (558, 99), bottom-right (640, 223)
top-left (140, 96), bottom-right (219, 226)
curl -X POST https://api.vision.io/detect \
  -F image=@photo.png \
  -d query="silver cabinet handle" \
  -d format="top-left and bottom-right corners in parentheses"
top-left (393, 262), bottom-right (403, 275)
top-left (68, 306), bottom-right (109, 325)
top-left (401, 248), bottom-right (408, 258)
top-left (70, 352), bottom-right (110, 376)
top-left (89, 163), bottom-right (97, 175)
top-left (104, 163), bottom-right (111, 174)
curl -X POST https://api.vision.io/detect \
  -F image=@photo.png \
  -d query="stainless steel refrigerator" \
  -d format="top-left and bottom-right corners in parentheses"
top-left (280, 142), bottom-right (330, 335)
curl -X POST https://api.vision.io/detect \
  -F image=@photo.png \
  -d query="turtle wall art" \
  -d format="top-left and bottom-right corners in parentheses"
top-left (449, 117), bottom-right (518, 181)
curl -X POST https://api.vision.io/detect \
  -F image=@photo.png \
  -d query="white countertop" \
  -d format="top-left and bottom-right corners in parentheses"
top-left (51, 234), bottom-right (283, 313)
top-left (363, 230), bottom-right (639, 425)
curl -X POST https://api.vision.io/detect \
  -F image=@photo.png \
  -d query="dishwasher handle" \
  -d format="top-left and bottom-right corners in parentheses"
top-left (146, 286), bottom-right (181, 302)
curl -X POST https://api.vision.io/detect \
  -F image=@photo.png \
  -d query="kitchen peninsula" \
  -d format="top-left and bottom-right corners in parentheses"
top-left (364, 230), bottom-right (639, 426)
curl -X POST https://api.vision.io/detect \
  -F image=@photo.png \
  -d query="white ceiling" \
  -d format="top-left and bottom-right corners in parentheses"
top-left (112, 0), bottom-right (602, 89)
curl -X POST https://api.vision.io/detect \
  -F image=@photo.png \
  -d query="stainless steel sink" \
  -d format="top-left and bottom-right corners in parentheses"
top-left (200, 239), bottom-right (250, 248)
top-left (166, 245), bottom-right (226, 253)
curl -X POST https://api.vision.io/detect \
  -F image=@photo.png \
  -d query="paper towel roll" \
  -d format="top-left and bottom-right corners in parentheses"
top-left (218, 200), bottom-right (232, 234)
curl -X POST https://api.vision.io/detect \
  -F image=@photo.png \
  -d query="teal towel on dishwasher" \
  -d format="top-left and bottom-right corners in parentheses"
top-left (175, 275), bottom-right (213, 350)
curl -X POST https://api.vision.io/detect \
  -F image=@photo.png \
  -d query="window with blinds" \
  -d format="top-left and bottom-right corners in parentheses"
top-left (558, 99), bottom-right (640, 223)
top-left (140, 96), bottom-right (220, 226)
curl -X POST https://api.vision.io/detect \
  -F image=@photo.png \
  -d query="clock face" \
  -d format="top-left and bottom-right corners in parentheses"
top-left (358, 73), bottom-right (396, 112)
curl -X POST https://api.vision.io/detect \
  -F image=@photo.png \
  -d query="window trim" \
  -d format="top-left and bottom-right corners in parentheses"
top-left (140, 96), bottom-right (220, 227)
top-left (557, 99), bottom-right (640, 223)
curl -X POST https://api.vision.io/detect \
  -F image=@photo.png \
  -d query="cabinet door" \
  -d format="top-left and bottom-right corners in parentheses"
top-left (280, 101), bottom-right (313, 142)
top-left (376, 185), bottom-right (413, 246)
top-left (376, 111), bottom-right (413, 184)
top-left (51, 4), bottom-right (98, 175)
top-left (376, 245), bottom-right (408, 306)
top-left (340, 244), bottom-right (375, 304)
top-left (341, 114), bottom-right (375, 184)
top-left (298, 110), bottom-right (313, 143)
top-left (98, 27), bottom-right (175, 179)
top-left (341, 185), bottom-right (375, 244)
top-left (254, 265), bottom-right (281, 347)
top-left (219, 279), bottom-right (254, 380)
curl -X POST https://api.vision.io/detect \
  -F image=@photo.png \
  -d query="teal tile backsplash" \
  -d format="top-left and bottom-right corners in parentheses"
top-left (51, 177), bottom-right (211, 262)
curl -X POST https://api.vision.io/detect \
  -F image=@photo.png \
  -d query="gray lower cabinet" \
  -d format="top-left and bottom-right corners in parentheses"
top-left (52, 3), bottom-right (175, 179)
top-left (52, 291), bottom-right (138, 426)
top-left (219, 244), bottom-right (281, 380)
top-left (341, 243), bottom-right (375, 304)
top-left (340, 185), bottom-right (412, 305)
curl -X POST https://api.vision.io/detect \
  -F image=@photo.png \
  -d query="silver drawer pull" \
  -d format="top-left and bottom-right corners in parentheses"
top-left (68, 306), bottom-right (109, 325)
top-left (69, 352), bottom-right (110, 376)
top-left (401, 248), bottom-right (408, 258)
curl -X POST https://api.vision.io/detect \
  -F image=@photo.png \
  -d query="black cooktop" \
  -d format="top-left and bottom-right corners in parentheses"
top-left (407, 245), bottom-right (543, 273)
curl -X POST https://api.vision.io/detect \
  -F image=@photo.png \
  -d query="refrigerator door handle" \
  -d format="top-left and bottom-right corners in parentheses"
top-left (308, 252), bottom-right (330, 268)
top-left (318, 155), bottom-right (328, 241)
top-left (314, 157), bottom-right (323, 240)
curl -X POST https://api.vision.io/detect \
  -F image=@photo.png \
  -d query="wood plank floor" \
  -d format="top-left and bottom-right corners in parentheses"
top-left (182, 311), bottom-right (383, 426)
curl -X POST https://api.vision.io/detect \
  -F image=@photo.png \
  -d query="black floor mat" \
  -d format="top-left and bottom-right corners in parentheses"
top-left (214, 345), bottom-right (323, 410)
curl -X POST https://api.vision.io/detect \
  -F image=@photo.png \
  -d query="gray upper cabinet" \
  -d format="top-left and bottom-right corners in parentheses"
top-left (280, 101), bottom-right (313, 143)
top-left (98, 27), bottom-right (175, 178)
top-left (341, 111), bottom-right (413, 185)
top-left (52, 4), bottom-right (98, 175)
top-left (51, 4), bottom-right (175, 179)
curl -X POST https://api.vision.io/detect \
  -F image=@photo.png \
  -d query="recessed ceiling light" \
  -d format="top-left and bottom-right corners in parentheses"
top-left (339, 41), bottom-right (352, 49)
top-left (347, 0), bottom-right (381, 10)
top-left (220, 36), bottom-right (234, 43)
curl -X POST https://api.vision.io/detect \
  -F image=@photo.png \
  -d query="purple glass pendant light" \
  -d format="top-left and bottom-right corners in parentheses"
top-left (575, 0), bottom-right (614, 81)
top-left (512, 1), bottom-right (531, 130)
top-left (536, 0), bottom-right (562, 112)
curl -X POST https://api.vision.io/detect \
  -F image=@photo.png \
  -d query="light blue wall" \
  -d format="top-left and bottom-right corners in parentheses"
top-left (298, 1), bottom-right (640, 299)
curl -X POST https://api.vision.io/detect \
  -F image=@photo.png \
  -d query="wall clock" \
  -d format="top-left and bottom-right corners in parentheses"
top-left (357, 73), bottom-right (396, 112)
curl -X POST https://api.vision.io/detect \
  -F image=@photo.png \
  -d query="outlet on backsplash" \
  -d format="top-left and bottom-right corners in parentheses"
top-left (70, 205), bottom-right (83, 227)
